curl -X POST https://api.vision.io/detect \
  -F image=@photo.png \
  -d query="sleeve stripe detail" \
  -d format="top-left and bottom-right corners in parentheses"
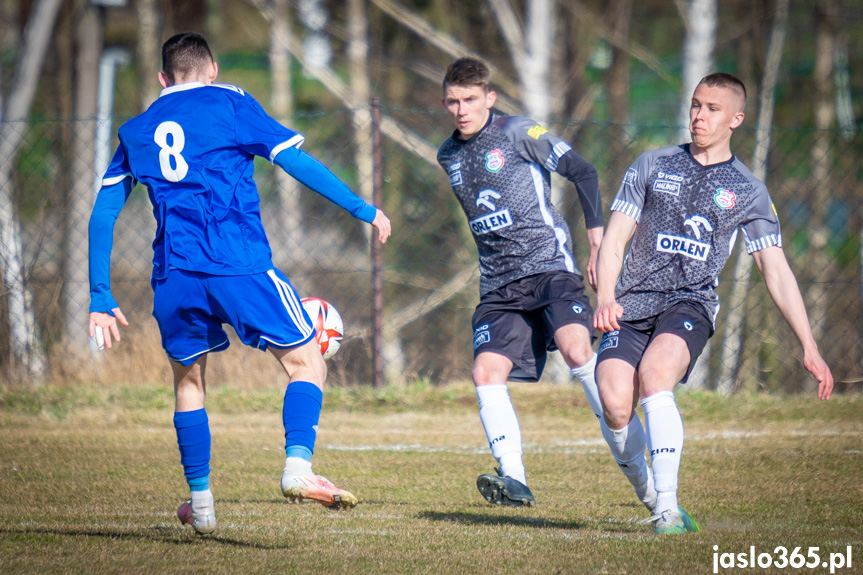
top-left (102, 173), bottom-right (133, 187)
top-left (544, 141), bottom-right (572, 172)
top-left (745, 233), bottom-right (782, 253)
top-left (269, 134), bottom-right (306, 163)
top-left (611, 198), bottom-right (642, 222)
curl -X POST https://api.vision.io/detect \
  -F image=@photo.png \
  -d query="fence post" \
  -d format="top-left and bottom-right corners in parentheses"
top-left (370, 96), bottom-right (385, 388)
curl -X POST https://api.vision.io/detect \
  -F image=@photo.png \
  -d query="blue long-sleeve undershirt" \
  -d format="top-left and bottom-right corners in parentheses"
top-left (273, 146), bottom-right (377, 224)
top-left (88, 176), bottom-right (133, 313)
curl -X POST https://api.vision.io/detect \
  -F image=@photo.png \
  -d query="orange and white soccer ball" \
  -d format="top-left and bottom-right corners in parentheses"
top-left (300, 297), bottom-right (344, 360)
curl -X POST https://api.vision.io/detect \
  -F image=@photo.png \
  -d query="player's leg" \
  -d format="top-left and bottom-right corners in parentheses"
top-left (539, 272), bottom-right (601, 418)
top-left (594, 321), bottom-right (659, 512)
top-left (638, 302), bottom-right (710, 533)
top-left (173, 356), bottom-right (217, 534)
top-left (595, 355), bottom-right (656, 512)
top-left (637, 334), bottom-right (689, 532)
top-left (553, 323), bottom-right (601, 419)
top-left (473, 351), bottom-right (535, 507)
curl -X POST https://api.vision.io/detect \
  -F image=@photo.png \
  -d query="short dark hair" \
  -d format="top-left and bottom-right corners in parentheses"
top-left (161, 32), bottom-right (214, 85)
top-left (443, 57), bottom-right (491, 94)
top-left (698, 72), bottom-right (747, 110)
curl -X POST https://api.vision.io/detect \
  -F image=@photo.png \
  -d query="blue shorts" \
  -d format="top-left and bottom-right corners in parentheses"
top-left (152, 268), bottom-right (316, 366)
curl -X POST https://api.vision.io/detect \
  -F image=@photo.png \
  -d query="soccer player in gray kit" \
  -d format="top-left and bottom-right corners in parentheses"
top-left (437, 57), bottom-right (604, 507)
top-left (594, 73), bottom-right (833, 533)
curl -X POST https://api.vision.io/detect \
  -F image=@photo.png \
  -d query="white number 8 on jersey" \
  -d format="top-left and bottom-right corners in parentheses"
top-left (154, 121), bottom-right (189, 182)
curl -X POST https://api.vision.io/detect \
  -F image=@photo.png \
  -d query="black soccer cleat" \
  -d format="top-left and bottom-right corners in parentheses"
top-left (476, 467), bottom-right (535, 507)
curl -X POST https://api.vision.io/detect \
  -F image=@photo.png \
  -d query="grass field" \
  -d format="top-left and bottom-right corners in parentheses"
top-left (1, 381), bottom-right (861, 574)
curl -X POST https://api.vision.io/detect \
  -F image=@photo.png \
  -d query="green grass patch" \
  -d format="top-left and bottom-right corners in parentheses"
top-left (1, 383), bottom-right (861, 573)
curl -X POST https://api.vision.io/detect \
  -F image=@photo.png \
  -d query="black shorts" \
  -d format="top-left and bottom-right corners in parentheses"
top-left (596, 300), bottom-right (713, 383)
top-left (472, 271), bottom-right (594, 382)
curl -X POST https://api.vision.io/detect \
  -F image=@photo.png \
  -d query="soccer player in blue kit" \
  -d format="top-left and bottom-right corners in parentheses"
top-left (88, 33), bottom-right (391, 534)
top-left (437, 57), bottom-right (605, 506)
top-left (594, 73), bottom-right (833, 533)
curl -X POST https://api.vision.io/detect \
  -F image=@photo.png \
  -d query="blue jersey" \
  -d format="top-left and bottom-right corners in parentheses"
top-left (90, 82), bottom-right (376, 313)
top-left (103, 82), bottom-right (303, 278)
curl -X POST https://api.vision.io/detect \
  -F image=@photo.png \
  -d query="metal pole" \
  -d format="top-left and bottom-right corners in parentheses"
top-left (370, 96), bottom-right (385, 388)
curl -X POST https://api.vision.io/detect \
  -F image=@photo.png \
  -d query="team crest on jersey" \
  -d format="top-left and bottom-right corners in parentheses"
top-left (623, 168), bottom-right (638, 186)
top-left (714, 187), bottom-right (736, 209)
top-left (473, 324), bottom-right (491, 349)
top-left (485, 150), bottom-right (505, 172)
top-left (652, 171), bottom-right (684, 196)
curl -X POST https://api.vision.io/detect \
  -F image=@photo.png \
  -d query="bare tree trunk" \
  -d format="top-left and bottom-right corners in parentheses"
top-left (136, 0), bottom-right (160, 110)
top-left (676, 0), bottom-right (716, 143)
top-left (804, 0), bottom-right (837, 368)
top-left (605, 0), bottom-right (632, 189)
top-left (298, 0), bottom-right (332, 71)
top-left (62, 1), bottom-right (101, 349)
top-left (265, 0), bottom-right (303, 267)
top-left (0, 0), bottom-right (62, 381)
top-left (716, 0), bottom-right (789, 396)
top-left (671, 0), bottom-right (717, 390)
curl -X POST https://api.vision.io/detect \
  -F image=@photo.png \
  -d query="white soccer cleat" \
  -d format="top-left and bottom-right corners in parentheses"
top-left (177, 493), bottom-right (216, 535)
top-left (280, 473), bottom-right (358, 509)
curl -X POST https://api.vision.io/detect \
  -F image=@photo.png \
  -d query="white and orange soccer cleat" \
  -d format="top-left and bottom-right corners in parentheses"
top-left (280, 473), bottom-right (358, 509)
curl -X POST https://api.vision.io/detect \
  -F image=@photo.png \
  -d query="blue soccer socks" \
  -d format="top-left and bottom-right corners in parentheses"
top-left (283, 381), bottom-right (323, 458)
top-left (174, 408), bottom-right (211, 491)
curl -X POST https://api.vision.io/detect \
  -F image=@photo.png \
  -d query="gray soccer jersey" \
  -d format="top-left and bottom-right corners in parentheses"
top-left (611, 144), bottom-right (781, 324)
top-left (437, 114), bottom-right (602, 295)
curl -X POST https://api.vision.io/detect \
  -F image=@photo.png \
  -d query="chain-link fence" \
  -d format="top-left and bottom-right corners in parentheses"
top-left (2, 107), bottom-right (861, 392)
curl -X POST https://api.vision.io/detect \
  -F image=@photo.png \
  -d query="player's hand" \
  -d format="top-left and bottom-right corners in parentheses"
top-left (372, 209), bottom-right (391, 244)
top-left (803, 348), bottom-right (833, 400)
top-left (89, 308), bottom-right (129, 350)
top-left (593, 299), bottom-right (623, 333)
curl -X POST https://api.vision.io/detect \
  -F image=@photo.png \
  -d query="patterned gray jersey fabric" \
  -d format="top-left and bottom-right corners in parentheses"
top-left (437, 114), bottom-right (602, 295)
top-left (611, 144), bottom-right (781, 324)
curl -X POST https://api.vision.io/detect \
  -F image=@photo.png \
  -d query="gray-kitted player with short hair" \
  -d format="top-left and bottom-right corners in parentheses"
top-left (594, 72), bottom-right (833, 533)
top-left (437, 56), bottom-right (604, 506)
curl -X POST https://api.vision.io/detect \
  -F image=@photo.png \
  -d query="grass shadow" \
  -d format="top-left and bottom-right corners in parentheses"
top-left (0, 526), bottom-right (296, 550)
top-left (417, 510), bottom-right (584, 530)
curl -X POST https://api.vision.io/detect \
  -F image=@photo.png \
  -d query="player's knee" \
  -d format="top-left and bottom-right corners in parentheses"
top-left (561, 342), bottom-right (594, 369)
top-left (601, 396), bottom-right (633, 430)
top-left (638, 365), bottom-right (678, 396)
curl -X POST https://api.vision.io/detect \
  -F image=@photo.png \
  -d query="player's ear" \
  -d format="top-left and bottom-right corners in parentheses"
top-left (208, 61), bottom-right (218, 84)
top-left (158, 71), bottom-right (170, 88)
top-left (730, 111), bottom-right (744, 129)
top-left (486, 90), bottom-right (497, 109)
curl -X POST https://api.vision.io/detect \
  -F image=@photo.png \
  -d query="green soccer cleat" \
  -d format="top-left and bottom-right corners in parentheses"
top-left (639, 505), bottom-right (699, 534)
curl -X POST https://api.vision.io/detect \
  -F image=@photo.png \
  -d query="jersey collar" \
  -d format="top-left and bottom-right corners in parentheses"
top-left (159, 82), bottom-right (207, 98)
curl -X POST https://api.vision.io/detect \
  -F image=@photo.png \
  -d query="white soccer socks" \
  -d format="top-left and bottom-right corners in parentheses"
top-left (569, 353), bottom-right (602, 419)
top-left (641, 390), bottom-right (684, 516)
top-left (600, 413), bottom-right (657, 511)
top-left (476, 384), bottom-right (526, 485)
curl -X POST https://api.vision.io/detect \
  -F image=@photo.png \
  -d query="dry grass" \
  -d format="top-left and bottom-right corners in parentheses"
top-left (1, 382), bottom-right (861, 574)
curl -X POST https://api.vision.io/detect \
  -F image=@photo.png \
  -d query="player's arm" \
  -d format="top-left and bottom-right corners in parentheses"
top-left (274, 146), bottom-right (390, 244)
top-left (593, 211), bottom-right (636, 333)
top-left (88, 176), bottom-right (132, 348)
top-left (556, 150), bottom-right (604, 290)
top-left (751, 245), bottom-right (833, 400)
